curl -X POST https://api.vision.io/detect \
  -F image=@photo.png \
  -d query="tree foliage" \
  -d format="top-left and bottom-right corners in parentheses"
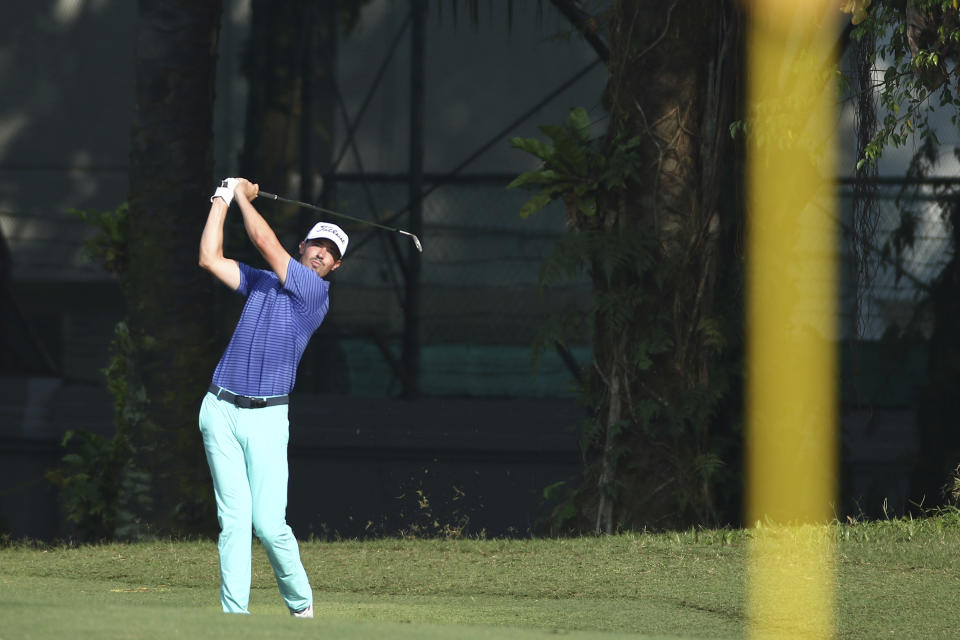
top-left (48, 206), bottom-right (153, 541)
top-left (849, 1), bottom-right (960, 167)
top-left (509, 107), bottom-right (642, 219)
top-left (511, 1), bottom-right (744, 533)
top-left (46, 321), bottom-right (154, 541)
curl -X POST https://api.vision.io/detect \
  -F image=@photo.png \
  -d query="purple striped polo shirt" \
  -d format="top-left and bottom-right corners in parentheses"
top-left (211, 258), bottom-right (329, 397)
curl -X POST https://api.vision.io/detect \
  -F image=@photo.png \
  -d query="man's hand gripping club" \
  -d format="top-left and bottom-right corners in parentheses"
top-left (201, 177), bottom-right (269, 290)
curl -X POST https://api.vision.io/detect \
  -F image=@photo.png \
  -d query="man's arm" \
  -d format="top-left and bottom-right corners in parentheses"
top-left (199, 195), bottom-right (242, 290)
top-left (233, 178), bottom-right (294, 284)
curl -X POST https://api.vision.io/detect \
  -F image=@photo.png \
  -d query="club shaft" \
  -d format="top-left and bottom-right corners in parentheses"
top-left (259, 191), bottom-right (401, 234)
top-left (259, 191), bottom-right (422, 252)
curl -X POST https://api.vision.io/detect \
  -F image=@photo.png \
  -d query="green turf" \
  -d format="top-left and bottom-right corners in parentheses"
top-left (3, 514), bottom-right (960, 639)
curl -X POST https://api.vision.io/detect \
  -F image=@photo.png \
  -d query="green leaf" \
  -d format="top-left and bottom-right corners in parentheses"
top-left (540, 125), bottom-right (589, 175)
top-left (635, 346), bottom-right (653, 371)
top-left (579, 196), bottom-right (597, 217)
top-left (509, 136), bottom-right (554, 162)
top-left (694, 453), bottom-right (725, 480)
top-left (519, 192), bottom-right (554, 218)
top-left (619, 135), bottom-right (642, 150)
top-left (506, 169), bottom-right (564, 190)
top-left (542, 480), bottom-right (567, 500)
top-left (567, 107), bottom-right (591, 143)
top-left (62, 453), bottom-right (85, 467)
top-left (545, 183), bottom-right (573, 198)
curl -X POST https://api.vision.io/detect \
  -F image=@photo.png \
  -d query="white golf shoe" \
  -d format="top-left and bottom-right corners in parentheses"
top-left (290, 604), bottom-right (314, 619)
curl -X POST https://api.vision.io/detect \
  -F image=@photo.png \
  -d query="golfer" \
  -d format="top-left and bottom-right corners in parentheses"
top-left (198, 177), bottom-right (347, 617)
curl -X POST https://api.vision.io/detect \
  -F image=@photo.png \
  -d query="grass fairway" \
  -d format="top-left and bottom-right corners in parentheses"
top-left (3, 515), bottom-right (960, 639)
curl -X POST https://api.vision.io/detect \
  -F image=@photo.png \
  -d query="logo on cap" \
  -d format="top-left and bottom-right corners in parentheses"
top-left (305, 222), bottom-right (349, 258)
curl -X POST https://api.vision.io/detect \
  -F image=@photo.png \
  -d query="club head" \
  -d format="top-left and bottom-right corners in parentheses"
top-left (400, 230), bottom-right (423, 252)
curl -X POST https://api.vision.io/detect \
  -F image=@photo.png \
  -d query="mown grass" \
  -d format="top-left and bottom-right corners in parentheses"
top-left (2, 514), bottom-right (960, 639)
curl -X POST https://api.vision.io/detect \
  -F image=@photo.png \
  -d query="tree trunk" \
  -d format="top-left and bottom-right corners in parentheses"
top-left (584, 0), bottom-right (742, 530)
top-left (240, 0), bottom-right (341, 227)
top-left (126, 0), bottom-right (223, 534)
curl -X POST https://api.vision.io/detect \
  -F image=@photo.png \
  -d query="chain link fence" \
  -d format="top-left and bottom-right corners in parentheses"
top-left (840, 180), bottom-right (957, 342)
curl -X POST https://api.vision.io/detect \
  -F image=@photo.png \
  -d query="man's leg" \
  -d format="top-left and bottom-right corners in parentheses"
top-left (199, 393), bottom-right (254, 614)
top-left (240, 405), bottom-right (313, 613)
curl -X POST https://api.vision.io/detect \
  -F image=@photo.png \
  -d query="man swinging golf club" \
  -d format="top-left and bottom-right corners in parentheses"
top-left (198, 177), bottom-right (347, 617)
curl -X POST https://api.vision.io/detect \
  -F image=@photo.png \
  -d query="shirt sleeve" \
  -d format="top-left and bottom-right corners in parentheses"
top-left (283, 258), bottom-right (330, 314)
top-left (236, 262), bottom-right (267, 298)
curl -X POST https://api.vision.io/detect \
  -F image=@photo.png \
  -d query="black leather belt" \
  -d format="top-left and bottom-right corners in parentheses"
top-left (208, 384), bottom-right (289, 409)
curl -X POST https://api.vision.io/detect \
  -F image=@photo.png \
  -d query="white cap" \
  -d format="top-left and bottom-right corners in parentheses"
top-left (304, 222), bottom-right (348, 259)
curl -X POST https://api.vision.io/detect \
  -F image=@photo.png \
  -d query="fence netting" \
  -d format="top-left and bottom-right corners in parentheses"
top-left (839, 180), bottom-right (956, 342)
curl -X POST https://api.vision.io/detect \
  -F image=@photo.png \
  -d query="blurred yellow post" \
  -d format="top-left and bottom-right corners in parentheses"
top-left (746, 1), bottom-right (840, 638)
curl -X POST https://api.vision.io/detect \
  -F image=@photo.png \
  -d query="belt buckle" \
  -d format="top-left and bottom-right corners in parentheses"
top-left (250, 397), bottom-right (267, 409)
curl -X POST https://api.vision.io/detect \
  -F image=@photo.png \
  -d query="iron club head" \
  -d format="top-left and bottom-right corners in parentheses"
top-left (399, 230), bottom-right (423, 252)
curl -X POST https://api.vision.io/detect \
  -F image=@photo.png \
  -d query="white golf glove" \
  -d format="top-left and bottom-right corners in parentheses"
top-left (210, 178), bottom-right (240, 206)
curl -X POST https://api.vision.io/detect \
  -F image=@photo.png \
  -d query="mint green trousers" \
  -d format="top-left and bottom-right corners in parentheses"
top-left (199, 392), bottom-right (312, 614)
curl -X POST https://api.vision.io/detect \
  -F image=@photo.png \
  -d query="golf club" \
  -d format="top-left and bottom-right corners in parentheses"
top-left (258, 190), bottom-right (423, 253)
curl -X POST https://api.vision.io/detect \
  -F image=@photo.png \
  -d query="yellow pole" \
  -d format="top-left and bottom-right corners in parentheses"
top-left (746, 1), bottom-right (839, 638)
